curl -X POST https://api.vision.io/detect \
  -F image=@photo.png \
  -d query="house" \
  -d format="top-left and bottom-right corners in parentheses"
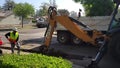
top-left (0, 10), bottom-right (33, 25)
top-left (0, 10), bottom-right (21, 25)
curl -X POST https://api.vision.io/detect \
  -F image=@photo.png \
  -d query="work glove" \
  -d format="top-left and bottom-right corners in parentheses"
top-left (0, 38), bottom-right (3, 45)
top-left (8, 38), bottom-right (16, 44)
top-left (8, 38), bottom-right (13, 42)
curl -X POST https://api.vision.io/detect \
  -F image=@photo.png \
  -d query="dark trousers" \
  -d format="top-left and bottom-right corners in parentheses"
top-left (10, 42), bottom-right (20, 54)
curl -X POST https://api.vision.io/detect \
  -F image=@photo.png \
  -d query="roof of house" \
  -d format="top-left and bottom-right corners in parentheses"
top-left (0, 10), bottom-right (13, 18)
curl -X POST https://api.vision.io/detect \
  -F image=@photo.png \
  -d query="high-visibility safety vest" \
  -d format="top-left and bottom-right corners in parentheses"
top-left (10, 31), bottom-right (19, 40)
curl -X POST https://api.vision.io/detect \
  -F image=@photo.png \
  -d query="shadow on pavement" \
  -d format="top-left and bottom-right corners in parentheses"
top-left (21, 38), bottom-right (43, 45)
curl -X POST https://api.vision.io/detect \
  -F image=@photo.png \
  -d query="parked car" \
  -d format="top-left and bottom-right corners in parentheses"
top-left (36, 18), bottom-right (48, 28)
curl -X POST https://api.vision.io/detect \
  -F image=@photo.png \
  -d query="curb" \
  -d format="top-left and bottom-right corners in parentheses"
top-left (0, 46), bottom-right (40, 53)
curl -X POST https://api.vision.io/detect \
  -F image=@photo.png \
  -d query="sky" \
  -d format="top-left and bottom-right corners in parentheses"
top-left (0, 0), bottom-right (84, 15)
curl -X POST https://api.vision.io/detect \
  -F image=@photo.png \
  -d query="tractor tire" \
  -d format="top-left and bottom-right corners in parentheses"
top-left (57, 31), bottom-right (70, 44)
top-left (108, 33), bottom-right (120, 62)
top-left (71, 35), bottom-right (83, 45)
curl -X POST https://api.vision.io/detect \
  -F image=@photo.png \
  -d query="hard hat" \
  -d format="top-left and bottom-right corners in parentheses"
top-left (12, 27), bottom-right (18, 31)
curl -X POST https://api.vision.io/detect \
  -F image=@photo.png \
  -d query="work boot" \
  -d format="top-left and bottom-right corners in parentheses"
top-left (11, 50), bottom-right (14, 54)
top-left (17, 50), bottom-right (20, 55)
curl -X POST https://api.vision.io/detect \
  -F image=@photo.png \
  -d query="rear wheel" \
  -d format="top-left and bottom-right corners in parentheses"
top-left (57, 31), bottom-right (70, 44)
top-left (108, 33), bottom-right (120, 61)
top-left (71, 35), bottom-right (83, 45)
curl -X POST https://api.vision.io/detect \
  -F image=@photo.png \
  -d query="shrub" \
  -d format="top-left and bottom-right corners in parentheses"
top-left (0, 53), bottom-right (72, 68)
top-left (32, 19), bottom-right (37, 23)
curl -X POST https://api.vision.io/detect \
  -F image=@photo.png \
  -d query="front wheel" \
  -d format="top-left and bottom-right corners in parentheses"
top-left (108, 33), bottom-right (120, 61)
top-left (57, 31), bottom-right (70, 44)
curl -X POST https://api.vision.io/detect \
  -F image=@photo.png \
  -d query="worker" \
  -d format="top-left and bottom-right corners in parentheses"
top-left (5, 27), bottom-right (20, 54)
top-left (78, 9), bottom-right (82, 18)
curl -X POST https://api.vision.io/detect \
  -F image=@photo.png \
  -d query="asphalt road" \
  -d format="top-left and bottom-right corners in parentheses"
top-left (0, 28), bottom-right (120, 68)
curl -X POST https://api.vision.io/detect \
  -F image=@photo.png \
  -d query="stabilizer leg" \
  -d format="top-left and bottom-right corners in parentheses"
top-left (87, 41), bottom-right (108, 68)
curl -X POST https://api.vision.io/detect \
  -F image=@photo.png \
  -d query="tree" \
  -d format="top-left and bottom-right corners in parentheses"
top-left (70, 11), bottom-right (77, 17)
top-left (38, 3), bottom-right (50, 16)
top-left (73, 0), bottom-right (114, 16)
top-left (58, 9), bottom-right (70, 16)
top-left (13, 3), bottom-right (34, 28)
top-left (3, 0), bottom-right (15, 11)
top-left (49, 0), bottom-right (57, 7)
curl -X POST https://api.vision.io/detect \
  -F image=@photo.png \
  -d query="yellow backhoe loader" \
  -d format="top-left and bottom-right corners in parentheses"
top-left (39, 0), bottom-right (120, 67)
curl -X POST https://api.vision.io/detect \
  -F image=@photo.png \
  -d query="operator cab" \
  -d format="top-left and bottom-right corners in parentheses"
top-left (109, 0), bottom-right (120, 30)
top-left (110, 9), bottom-right (120, 29)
